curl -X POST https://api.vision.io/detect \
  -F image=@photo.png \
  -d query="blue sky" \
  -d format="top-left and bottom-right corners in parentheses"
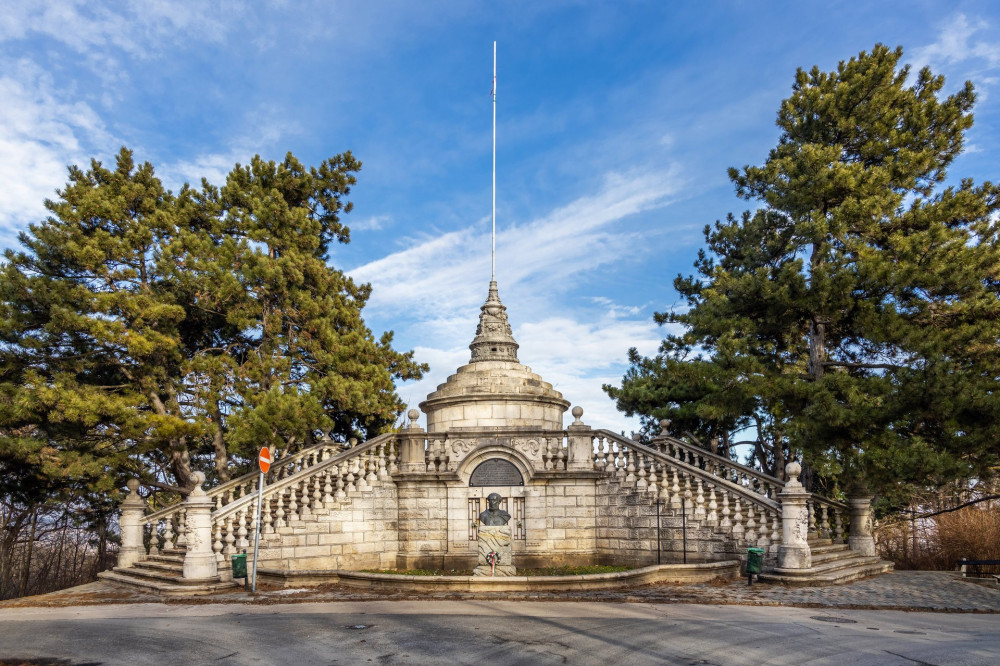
top-left (2, 1), bottom-right (999, 432)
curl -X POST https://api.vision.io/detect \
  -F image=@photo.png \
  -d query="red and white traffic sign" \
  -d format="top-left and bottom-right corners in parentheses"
top-left (258, 447), bottom-right (271, 474)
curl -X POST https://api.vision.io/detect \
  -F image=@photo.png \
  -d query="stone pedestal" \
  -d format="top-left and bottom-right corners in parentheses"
top-left (848, 496), bottom-right (876, 556)
top-left (473, 525), bottom-right (516, 576)
top-left (398, 409), bottom-right (427, 473)
top-left (118, 479), bottom-right (147, 569)
top-left (776, 461), bottom-right (812, 570)
top-left (566, 407), bottom-right (594, 471)
top-left (182, 472), bottom-right (219, 580)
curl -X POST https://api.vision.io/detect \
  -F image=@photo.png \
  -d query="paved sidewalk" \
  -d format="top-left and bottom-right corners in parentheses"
top-left (3, 570), bottom-right (997, 612)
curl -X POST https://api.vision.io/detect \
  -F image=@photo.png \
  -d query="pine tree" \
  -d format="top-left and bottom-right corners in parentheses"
top-left (608, 45), bottom-right (1000, 497)
top-left (0, 148), bottom-right (426, 495)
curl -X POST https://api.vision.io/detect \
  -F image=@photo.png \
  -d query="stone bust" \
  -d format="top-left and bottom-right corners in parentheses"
top-left (479, 492), bottom-right (511, 526)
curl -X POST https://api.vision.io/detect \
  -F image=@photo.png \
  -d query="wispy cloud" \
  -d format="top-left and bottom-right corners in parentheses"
top-left (911, 13), bottom-right (1000, 70)
top-left (350, 165), bottom-right (685, 319)
top-left (349, 214), bottom-right (391, 232)
top-left (0, 58), bottom-right (116, 244)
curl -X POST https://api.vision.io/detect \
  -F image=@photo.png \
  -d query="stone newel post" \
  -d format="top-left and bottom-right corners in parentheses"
top-left (566, 406), bottom-right (593, 471)
top-left (398, 409), bottom-right (427, 473)
top-left (848, 496), bottom-right (876, 556)
top-left (182, 472), bottom-right (219, 580)
top-left (118, 478), bottom-right (147, 569)
top-left (777, 461), bottom-right (812, 570)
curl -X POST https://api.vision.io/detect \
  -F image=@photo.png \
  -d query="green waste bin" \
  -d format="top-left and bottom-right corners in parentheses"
top-left (746, 547), bottom-right (764, 575)
top-left (231, 552), bottom-right (247, 579)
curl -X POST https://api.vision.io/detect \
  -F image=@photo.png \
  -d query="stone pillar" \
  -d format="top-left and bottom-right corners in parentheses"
top-left (848, 496), bottom-right (876, 556)
top-left (776, 461), bottom-right (812, 570)
top-left (182, 472), bottom-right (219, 580)
top-left (566, 406), bottom-right (593, 471)
top-left (398, 409), bottom-right (427, 473)
top-left (118, 478), bottom-right (147, 569)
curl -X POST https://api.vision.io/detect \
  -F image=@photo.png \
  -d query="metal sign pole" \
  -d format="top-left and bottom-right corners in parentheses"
top-left (681, 495), bottom-right (687, 564)
top-left (251, 470), bottom-right (264, 593)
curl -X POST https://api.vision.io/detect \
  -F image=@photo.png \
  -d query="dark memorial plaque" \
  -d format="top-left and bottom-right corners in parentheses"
top-left (469, 458), bottom-right (523, 487)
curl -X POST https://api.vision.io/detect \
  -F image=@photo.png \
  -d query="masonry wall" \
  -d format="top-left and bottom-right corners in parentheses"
top-left (255, 485), bottom-right (399, 571)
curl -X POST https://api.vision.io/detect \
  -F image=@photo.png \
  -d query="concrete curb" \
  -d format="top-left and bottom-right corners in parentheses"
top-left (256, 560), bottom-right (739, 591)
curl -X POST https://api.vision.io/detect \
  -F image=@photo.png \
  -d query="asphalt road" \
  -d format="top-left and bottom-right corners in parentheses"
top-left (0, 600), bottom-right (996, 665)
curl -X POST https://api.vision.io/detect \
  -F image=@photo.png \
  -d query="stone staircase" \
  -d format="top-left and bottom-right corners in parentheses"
top-left (757, 537), bottom-right (894, 586)
top-left (99, 546), bottom-right (239, 596)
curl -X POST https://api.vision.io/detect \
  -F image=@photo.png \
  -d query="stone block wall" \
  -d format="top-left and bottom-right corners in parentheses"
top-left (255, 485), bottom-right (399, 571)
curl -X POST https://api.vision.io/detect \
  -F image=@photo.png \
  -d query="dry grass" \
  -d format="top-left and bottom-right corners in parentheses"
top-left (876, 501), bottom-right (1000, 570)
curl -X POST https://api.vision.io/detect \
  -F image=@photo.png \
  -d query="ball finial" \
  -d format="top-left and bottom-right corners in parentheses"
top-left (192, 471), bottom-right (206, 487)
top-left (658, 419), bottom-right (670, 432)
top-left (785, 460), bottom-right (802, 482)
top-left (126, 478), bottom-right (140, 493)
top-left (571, 406), bottom-right (583, 425)
top-left (408, 408), bottom-right (420, 422)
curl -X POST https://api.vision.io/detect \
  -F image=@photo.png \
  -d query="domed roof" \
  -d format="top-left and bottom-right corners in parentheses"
top-left (419, 281), bottom-right (570, 432)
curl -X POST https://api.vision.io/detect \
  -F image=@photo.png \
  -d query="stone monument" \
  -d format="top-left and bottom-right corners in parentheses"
top-left (473, 493), bottom-right (516, 576)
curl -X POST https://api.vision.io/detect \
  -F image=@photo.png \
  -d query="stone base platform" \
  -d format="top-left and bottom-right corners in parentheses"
top-left (257, 560), bottom-right (739, 592)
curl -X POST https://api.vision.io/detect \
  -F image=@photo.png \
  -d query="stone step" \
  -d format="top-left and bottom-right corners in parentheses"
top-left (810, 543), bottom-right (849, 555)
top-left (133, 559), bottom-right (184, 574)
top-left (98, 570), bottom-right (238, 597)
top-left (759, 559), bottom-right (894, 586)
top-left (145, 554), bottom-right (185, 566)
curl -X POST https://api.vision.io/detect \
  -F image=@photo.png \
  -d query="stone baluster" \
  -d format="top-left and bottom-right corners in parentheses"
top-left (777, 461), bottom-right (812, 570)
top-left (366, 449), bottom-right (379, 485)
top-left (625, 449), bottom-right (636, 484)
top-left (731, 498), bottom-right (744, 540)
top-left (274, 493), bottom-right (286, 529)
top-left (214, 494), bottom-right (223, 511)
top-left (356, 455), bottom-right (371, 491)
top-left (212, 522), bottom-right (224, 574)
top-left (322, 469), bottom-right (334, 506)
top-left (222, 514), bottom-right (235, 559)
top-left (834, 508), bottom-right (844, 541)
top-left (262, 495), bottom-right (274, 534)
top-left (745, 504), bottom-right (757, 544)
top-left (176, 508), bottom-right (188, 547)
top-left (182, 472), bottom-right (219, 580)
top-left (555, 439), bottom-right (567, 470)
top-left (706, 485), bottom-right (718, 526)
top-left (346, 460), bottom-right (357, 493)
top-left (542, 441), bottom-right (552, 471)
top-left (806, 498), bottom-right (816, 538)
top-left (235, 506), bottom-right (250, 551)
top-left (647, 460), bottom-right (658, 496)
top-left (387, 441), bottom-right (398, 475)
top-left (162, 514), bottom-right (175, 551)
top-left (147, 520), bottom-right (160, 556)
top-left (694, 479), bottom-right (706, 519)
top-left (636, 453), bottom-right (647, 491)
top-left (670, 469), bottom-right (682, 510)
top-left (770, 511), bottom-right (781, 553)
top-left (311, 472), bottom-right (323, 510)
top-left (720, 492), bottom-right (731, 529)
top-left (757, 509), bottom-right (770, 549)
top-left (117, 479), bottom-right (147, 568)
top-left (288, 481), bottom-right (300, 522)
top-left (335, 462), bottom-right (347, 499)
top-left (376, 443), bottom-right (389, 481)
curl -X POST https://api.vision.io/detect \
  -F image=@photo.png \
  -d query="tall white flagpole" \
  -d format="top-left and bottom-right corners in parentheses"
top-left (492, 40), bottom-right (496, 281)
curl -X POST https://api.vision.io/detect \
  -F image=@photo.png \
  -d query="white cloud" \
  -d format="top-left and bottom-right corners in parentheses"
top-left (0, 59), bottom-right (116, 243)
top-left (911, 14), bottom-right (1000, 70)
top-left (350, 214), bottom-right (391, 232)
top-left (350, 165), bottom-right (684, 320)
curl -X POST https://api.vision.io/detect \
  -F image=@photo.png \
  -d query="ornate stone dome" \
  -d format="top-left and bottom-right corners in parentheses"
top-left (419, 281), bottom-right (570, 432)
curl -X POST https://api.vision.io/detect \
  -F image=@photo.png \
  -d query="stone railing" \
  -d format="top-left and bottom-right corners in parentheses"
top-left (592, 430), bottom-right (783, 551)
top-left (648, 431), bottom-right (784, 500)
top-left (208, 434), bottom-right (398, 572)
top-left (808, 493), bottom-right (849, 543)
top-left (142, 436), bottom-right (353, 554)
top-left (422, 430), bottom-right (571, 472)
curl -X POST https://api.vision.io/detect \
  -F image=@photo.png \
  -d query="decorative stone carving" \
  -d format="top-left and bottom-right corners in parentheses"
top-left (473, 524), bottom-right (515, 576)
top-left (848, 496), bottom-right (876, 556)
top-left (469, 281), bottom-right (519, 362)
top-left (777, 461), bottom-right (812, 570)
top-left (183, 472), bottom-right (219, 580)
top-left (512, 438), bottom-right (541, 457)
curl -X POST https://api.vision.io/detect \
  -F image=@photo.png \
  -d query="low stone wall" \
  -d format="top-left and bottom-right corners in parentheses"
top-left (256, 560), bottom-right (740, 591)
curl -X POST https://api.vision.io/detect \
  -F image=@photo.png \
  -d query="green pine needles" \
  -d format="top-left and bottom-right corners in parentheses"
top-left (607, 44), bottom-right (1000, 501)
